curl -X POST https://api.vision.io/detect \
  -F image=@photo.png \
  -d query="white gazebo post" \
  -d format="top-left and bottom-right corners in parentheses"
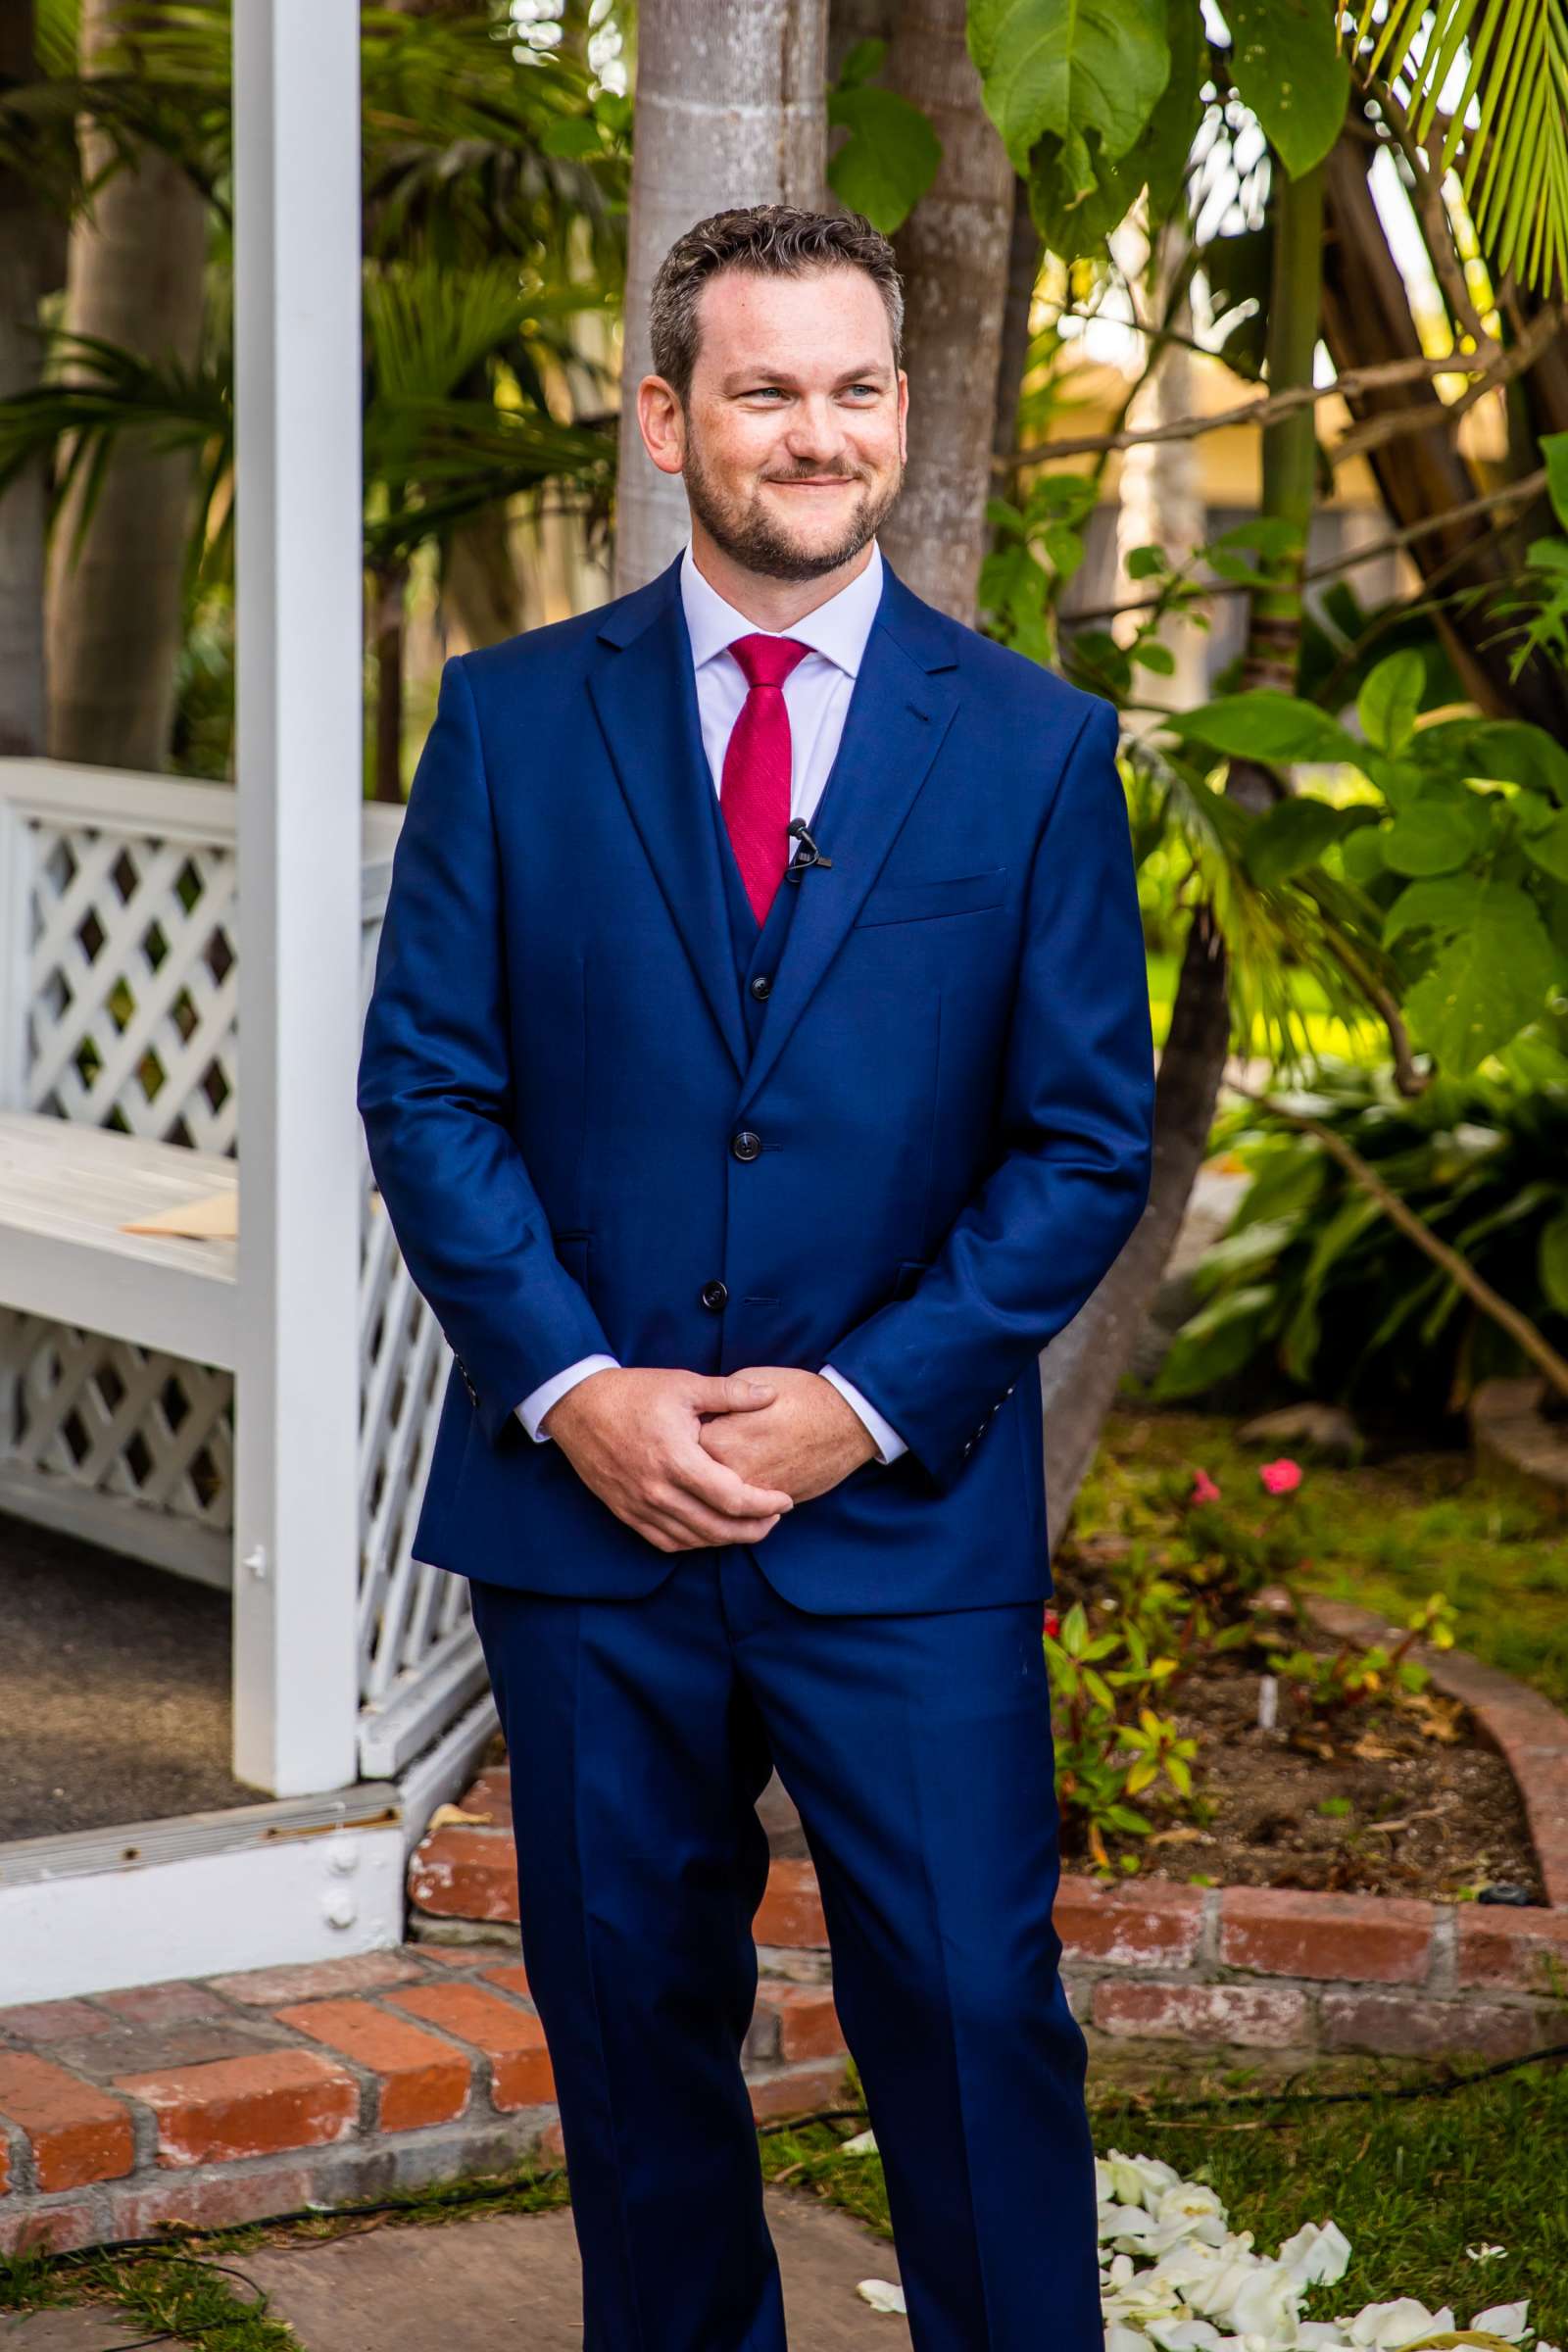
top-left (231, 1), bottom-right (364, 1795)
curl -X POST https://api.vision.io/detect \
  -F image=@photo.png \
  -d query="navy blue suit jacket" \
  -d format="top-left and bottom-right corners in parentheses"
top-left (357, 552), bottom-right (1154, 1614)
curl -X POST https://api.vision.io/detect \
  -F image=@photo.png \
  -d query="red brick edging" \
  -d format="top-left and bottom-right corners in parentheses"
top-left (0, 1943), bottom-right (849, 2257)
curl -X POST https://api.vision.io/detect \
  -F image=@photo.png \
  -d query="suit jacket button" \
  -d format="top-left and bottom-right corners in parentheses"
top-left (731, 1128), bottom-right (762, 1161)
top-left (749, 975), bottom-right (771, 1000)
top-left (701, 1279), bottom-right (728, 1310)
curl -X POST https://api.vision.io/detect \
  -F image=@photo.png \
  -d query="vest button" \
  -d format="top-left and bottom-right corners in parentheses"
top-left (731, 1129), bottom-right (762, 1161)
top-left (750, 974), bottom-right (771, 1000)
top-left (700, 1279), bottom-right (728, 1311)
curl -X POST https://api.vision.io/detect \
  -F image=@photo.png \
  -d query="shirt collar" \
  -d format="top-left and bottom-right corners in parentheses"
top-left (679, 538), bottom-right (883, 679)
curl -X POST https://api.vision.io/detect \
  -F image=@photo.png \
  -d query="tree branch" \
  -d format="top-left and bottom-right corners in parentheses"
top-left (1061, 466), bottom-right (1547, 626)
top-left (999, 333), bottom-right (1547, 470)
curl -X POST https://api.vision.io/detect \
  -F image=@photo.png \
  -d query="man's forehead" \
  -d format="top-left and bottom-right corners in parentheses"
top-left (693, 267), bottom-right (895, 369)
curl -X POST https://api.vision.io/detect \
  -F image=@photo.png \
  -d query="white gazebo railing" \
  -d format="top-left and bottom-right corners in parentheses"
top-left (0, 8), bottom-right (495, 2003)
top-left (0, 759), bottom-right (492, 1781)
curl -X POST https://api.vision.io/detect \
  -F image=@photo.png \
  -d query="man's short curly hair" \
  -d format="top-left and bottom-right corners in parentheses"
top-left (648, 205), bottom-right (904, 403)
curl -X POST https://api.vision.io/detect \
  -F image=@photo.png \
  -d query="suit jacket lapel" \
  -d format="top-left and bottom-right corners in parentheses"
top-left (584, 553), bottom-right (963, 1108)
top-left (585, 560), bottom-right (751, 1079)
top-left (734, 567), bottom-right (960, 1116)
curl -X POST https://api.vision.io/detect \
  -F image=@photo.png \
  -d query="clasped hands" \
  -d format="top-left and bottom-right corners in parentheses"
top-left (538, 1364), bottom-right (878, 1553)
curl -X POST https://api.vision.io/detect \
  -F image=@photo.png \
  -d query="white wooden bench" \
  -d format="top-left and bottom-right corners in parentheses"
top-left (0, 760), bottom-right (490, 1787)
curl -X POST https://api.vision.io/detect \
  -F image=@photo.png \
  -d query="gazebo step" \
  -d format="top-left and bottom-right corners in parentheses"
top-left (0, 1111), bottom-right (236, 1369)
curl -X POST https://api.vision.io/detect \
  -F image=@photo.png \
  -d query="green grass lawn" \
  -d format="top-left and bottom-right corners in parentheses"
top-left (1077, 1404), bottom-right (1568, 1711)
top-left (761, 2056), bottom-right (1568, 2335)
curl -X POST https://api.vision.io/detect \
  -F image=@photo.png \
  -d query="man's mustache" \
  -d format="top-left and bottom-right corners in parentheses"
top-left (759, 466), bottom-right (868, 484)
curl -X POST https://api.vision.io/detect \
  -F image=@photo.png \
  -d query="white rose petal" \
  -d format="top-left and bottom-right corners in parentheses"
top-left (857, 2278), bottom-right (906, 2316)
top-left (1466, 2245), bottom-right (1508, 2264)
top-left (1472, 2305), bottom-right (1531, 2340)
top-left (838, 2128), bottom-right (877, 2156)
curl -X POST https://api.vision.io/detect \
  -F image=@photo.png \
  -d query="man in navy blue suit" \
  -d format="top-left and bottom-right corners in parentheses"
top-left (359, 205), bottom-right (1154, 2351)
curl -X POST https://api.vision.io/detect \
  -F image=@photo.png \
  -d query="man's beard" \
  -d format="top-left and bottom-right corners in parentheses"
top-left (682, 439), bottom-right (903, 583)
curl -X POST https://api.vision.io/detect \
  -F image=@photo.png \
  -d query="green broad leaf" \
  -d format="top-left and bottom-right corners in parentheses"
top-left (1224, 0), bottom-right (1349, 178)
top-left (1151, 1285), bottom-right (1273, 1398)
top-left (968, 0), bottom-right (1171, 173)
top-left (1357, 649), bottom-right (1426, 756)
top-left (1546, 432), bottom-right (1568, 533)
top-left (1540, 1207), bottom-right (1568, 1314)
top-left (1523, 809), bottom-right (1568, 884)
top-left (1126, 544), bottom-right (1165, 578)
top-left (1042, 520), bottom-right (1084, 578)
top-left (1341, 824), bottom-right (1388, 887)
top-left (1404, 894), bottom-right (1561, 1074)
top-left (986, 497), bottom-right (1028, 539)
top-left (1508, 790), bottom-right (1561, 838)
top-left (1382, 875), bottom-right (1479, 947)
top-left (1357, 749), bottom-right (1426, 811)
top-left (827, 85), bottom-right (944, 233)
top-left (1210, 515), bottom-right (1307, 561)
top-left (1166, 693), bottom-right (1361, 766)
top-left (1027, 125), bottom-right (1141, 260)
top-left (537, 117), bottom-right (602, 158)
top-left (1133, 639), bottom-right (1176, 674)
top-left (1142, 0), bottom-right (1204, 227)
top-left (837, 35), bottom-right (887, 88)
top-left (1455, 720), bottom-right (1568, 806)
top-left (1233, 1144), bottom-right (1326, 1230)
top-left (1106, 1804), bottom-right (1153, 1836)
top-left (1242, 795), bottom-right (1357, 887)
top-left (1193, 1214), bottom-right (1298, 1288)
top-left (1380, 801), bottom-right (1485, 876)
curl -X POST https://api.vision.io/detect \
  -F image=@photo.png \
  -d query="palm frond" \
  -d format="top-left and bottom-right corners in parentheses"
top-left (1131, 743), bottom-right (1396, 1075)
top-left (0, 328), bottom-right (230, 572)
top-left (1353, 0), bottom-right (1568, 293)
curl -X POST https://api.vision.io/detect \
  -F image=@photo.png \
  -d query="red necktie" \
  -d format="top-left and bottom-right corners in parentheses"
top-left (719, 634), bottom-right (809, 926)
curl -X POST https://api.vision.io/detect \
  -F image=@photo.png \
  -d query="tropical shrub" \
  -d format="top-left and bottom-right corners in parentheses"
top-left (1154, 1055), bottom-right (1568, 1420)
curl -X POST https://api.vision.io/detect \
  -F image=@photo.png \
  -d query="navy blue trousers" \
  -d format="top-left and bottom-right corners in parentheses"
top-left (466, 1544), bottom-right (1102, 2351)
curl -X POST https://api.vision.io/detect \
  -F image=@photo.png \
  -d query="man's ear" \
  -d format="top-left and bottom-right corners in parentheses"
top-left (637, 373), bottom-right (687, 478)
top-left (896, 368), bottom-right (909, 466)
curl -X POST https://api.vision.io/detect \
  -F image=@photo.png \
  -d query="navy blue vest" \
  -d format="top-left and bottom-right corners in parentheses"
top-left (703, 775), bottom-right (804, 1060)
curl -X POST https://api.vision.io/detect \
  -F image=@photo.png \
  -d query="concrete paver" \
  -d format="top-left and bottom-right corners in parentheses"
top-left (241, 2183), bottom-right (908, 2349)
top-left (0, 2317), bottom-right (142, 2352)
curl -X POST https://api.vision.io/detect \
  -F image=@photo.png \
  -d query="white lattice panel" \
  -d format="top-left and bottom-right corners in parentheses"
top-left (354, 906), bottom-right (474, 1750)
top-left (24, 822), bottom-right (238, 1153)
top-left (0, 1308), bottom-right (233, 1584)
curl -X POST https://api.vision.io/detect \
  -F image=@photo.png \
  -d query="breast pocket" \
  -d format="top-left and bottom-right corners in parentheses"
top-left (853, 867), bottom-right (1007, 928)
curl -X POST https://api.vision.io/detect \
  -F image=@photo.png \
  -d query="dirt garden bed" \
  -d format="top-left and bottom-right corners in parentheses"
top-left (1059, 1532), bottom-right (1543, 1904)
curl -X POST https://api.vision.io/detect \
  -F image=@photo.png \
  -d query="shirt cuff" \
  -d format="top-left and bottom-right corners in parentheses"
top-left (820, 1364), bottom-right (907, 1463)
top-left (515, 1353), bottom-right (620, 1442)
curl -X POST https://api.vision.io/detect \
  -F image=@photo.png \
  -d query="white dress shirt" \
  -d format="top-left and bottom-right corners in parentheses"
top-left (514, 538), bottom-right (907, 1465)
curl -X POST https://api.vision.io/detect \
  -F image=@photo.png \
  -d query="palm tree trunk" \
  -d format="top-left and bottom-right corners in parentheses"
top-left (371, 558), bottom-right (409, 805)
top-left (0, 1), bottom-right (62, 757)
top-left (44, 0), bottom-right (208, 770)
top-left (614, 0), bottom-right (830, 594)
top-left (1319, 114), bottom-right (1568, 739)
top-left (1039, 161), bottom-right (1326, 1551)
top-left (990, 176), bottom-right (1042, 484)
top-left (1111, 209), bottom-right (1209, 723)
top-left (875, 0), bottom-right (1014, 620)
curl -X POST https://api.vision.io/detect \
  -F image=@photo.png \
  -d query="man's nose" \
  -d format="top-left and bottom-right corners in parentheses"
top-left (782, 397), bottom-right (848, 462)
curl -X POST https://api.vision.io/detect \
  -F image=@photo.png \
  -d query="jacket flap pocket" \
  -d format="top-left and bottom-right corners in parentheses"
top-left (853, 867), bottom-right (1005, 928)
